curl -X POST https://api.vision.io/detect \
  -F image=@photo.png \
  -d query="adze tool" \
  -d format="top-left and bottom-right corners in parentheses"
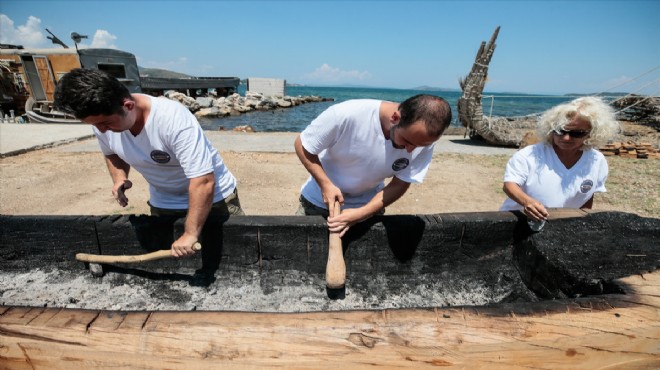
top-left (76, 242), bottom-right (202, 277)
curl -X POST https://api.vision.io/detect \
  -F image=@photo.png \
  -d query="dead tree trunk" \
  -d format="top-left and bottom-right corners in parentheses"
top-left (458, 27), bottom-right (537, 147)
top-left (458, 26), bottom-right (500, 139)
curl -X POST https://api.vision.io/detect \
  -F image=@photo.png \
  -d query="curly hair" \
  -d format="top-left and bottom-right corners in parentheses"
top-left (536, 96), bottom-right (620, 150)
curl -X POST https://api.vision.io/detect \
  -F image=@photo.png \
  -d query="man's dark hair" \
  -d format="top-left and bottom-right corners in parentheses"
top-left (53, 68), bottom-right (132, 119)
top-left (398, 94), bottom-right (452, 137)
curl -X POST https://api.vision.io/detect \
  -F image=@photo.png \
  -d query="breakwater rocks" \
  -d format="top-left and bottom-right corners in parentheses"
top-left (164, 91), bottom-right (334, 119)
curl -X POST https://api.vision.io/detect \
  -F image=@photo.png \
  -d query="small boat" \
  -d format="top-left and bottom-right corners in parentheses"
top-left (22, 97), bottom-right (80, 124)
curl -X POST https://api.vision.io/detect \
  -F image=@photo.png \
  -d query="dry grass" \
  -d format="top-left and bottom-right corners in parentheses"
top-left (597, 156), bottom-right (659, 218)
top-left (442, 153), bottom-right (659, 219)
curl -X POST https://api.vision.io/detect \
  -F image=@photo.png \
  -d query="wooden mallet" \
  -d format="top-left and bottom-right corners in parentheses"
top-left (325, 201), bottom-right (346, 289)
top-left (76, 242), bottom-right (202, 277)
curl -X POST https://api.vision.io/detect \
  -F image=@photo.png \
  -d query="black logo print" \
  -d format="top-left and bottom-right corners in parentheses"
top-left (150, 150), bottom-right (171, 163)
top-left (392, 158), bottom-right (409, 171)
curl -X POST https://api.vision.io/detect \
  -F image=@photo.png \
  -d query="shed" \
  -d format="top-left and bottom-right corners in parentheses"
top-left (247, 77), bottom-right (286, 97)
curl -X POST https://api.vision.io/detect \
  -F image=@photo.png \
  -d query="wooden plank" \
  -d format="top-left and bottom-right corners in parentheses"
top-left (546, 207), bottom-right (587, 219)
top-left (42, 308), bottom-right (99, 331)
top-left (0, 307), bottom-right (48, 325)
top-left (1, 272), bottom-right (657, 368)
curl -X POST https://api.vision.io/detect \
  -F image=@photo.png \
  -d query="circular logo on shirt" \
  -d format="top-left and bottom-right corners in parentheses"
top-left (392, 158), bottom-right (409, 171)
top-left (580, 179), bottom-right (594, 193)
top-left (150, 150), bottom-right (171, 164)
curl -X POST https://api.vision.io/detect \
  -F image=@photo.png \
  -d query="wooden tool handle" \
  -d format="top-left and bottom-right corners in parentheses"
top-left (76, 242), bottom-right (202, 264)
top-left (326, 201), bottom-right (346, 289)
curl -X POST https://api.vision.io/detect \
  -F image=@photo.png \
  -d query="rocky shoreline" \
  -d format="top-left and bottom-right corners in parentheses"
top-left (165, 91), bottom-right (334, 120)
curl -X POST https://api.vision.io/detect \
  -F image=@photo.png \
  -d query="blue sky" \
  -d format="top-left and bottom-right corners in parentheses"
top-left (1, 0), bottom-right (658, 95)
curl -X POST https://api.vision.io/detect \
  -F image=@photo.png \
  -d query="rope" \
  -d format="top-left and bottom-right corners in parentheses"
top-left (475, 66), bottom-right (659, 120)
top-left (613, 90), bottom-right (660, 114)
top-left (610, 78), bottom-right (659, 104)
top-left (596, 65), bottom-right (659, 96)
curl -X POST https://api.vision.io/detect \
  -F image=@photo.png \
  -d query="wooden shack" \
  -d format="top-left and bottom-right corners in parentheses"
top-left (0, 45), bottom-right (239, 123)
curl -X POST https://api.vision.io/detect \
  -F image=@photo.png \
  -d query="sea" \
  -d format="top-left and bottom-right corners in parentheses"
top-left (197, 85), bottom-right (594, 133)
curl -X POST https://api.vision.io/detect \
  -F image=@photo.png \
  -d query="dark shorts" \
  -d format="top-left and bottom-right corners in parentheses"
top-left (295, 195), bottom-right (329, 217)
top-left (295, 195), bottom-right (385, 217)
top-left (149, 188), bottom-right (245, 217)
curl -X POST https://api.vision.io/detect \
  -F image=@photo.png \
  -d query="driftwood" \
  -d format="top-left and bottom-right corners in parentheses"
top-left (458, 27), bottom-right (537, 147)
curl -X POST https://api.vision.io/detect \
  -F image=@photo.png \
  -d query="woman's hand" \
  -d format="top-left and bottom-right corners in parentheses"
top-left (522, 199), bottom-right (549, 222)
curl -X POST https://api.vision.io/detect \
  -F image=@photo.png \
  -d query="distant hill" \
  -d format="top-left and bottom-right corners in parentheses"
top-left (412, 85), bottom-right (461, 92)
top-left (138, 67), bottom-right (191, 78)
top-left (286, 83), bottom-right (461, 91)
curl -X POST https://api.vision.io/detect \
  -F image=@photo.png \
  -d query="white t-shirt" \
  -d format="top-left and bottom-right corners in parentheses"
top-left (500, 143), bottom-right (608, 211)
top-left (94, 94), bottom-right (237, 209)
top-left (300, 99), bottom-right (434, 209)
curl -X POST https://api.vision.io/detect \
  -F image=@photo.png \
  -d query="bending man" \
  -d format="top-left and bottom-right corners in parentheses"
top-left (54, 68), bottom-right (243, 258)
top-left (295, 94), bottom-right (452, 236)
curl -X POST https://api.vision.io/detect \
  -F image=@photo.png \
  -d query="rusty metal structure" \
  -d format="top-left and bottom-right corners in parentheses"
top-left (0, 40), bottom-right (239, 123)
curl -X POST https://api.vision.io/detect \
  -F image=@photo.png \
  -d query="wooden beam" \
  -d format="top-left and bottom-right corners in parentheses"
top-left (1, 272), bottom-right (657, 368)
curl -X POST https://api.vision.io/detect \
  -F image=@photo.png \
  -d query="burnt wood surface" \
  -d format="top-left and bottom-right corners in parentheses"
top-left (1, 210), bottom-right (657, 306)
top-left (1, 210), bottom-right (658, 368)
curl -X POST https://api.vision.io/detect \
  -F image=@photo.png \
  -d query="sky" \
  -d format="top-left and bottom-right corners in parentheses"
top-left (1, 0), bottom-right (658, 95)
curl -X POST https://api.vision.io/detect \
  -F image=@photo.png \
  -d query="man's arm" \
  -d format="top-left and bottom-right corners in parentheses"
top-left (171, 172), bottom-right (215, 257)
top-left (104, 154), bottom-right (132, 207)
top-left (294, 135), bottom-right (343, 215)
top-left (328, 176), bottom-right (411, 237)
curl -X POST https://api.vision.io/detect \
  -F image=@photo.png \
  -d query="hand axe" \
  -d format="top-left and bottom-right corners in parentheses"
top-left (76, 242), bottom-right (202, 277)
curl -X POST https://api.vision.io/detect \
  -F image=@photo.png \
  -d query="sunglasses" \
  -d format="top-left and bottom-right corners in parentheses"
top-left (553, 129), bottom-right (590, 138)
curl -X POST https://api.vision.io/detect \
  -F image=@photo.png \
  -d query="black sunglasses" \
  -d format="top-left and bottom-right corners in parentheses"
top-left (553, 129), bottom-right (590, 138)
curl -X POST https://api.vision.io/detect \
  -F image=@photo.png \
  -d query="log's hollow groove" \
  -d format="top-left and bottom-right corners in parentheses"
top-left (0, 211), bottom-right (657, 312)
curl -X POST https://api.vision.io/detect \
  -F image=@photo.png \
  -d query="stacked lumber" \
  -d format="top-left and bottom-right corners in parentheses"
top-left (600, 141), bottom-right (659, 159)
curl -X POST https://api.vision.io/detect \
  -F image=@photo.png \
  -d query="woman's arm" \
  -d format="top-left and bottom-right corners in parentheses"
top-left (502, 181), bottom-right (549, 221)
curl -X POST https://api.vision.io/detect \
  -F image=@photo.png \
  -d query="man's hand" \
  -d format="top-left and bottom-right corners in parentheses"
top-left (322, 186), bottom-right (344, 217)
top-left (171, 233), bottom-right (200, 258)
top-left (112, 180), bottom-right (132, 207)
top-left (327, 208), bottom-right (370, 237)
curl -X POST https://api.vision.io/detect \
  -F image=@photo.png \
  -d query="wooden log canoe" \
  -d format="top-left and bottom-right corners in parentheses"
top-left (1, 210), bottom-right (658, 368)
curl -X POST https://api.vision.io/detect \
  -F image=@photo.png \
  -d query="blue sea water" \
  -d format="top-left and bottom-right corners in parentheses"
top-left (197, 85), bottom-right (582, 133)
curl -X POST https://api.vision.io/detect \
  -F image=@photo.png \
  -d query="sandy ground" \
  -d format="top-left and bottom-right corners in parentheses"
top-left (1, 127), bottom-right (657, 312)
top-left (0, 137), bottom-right (521, 311)
top-left (0, 141), bottom-right (513, 217)
top-left (2, 121), bottom-right (657, 217)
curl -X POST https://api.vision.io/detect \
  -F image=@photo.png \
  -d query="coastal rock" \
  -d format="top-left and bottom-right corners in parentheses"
top-left (195, 97), bottom-right (214, 108)
top-left (165, 91), bottom-right (334, 119)
top-left (165, 91), bottom-right (201, 112)
top-left (277, 99), bottom-right (292, 108)
top-left (194, 106), bottom-right (221, 118)
top-left (233, 125), bottom-right (255, 132)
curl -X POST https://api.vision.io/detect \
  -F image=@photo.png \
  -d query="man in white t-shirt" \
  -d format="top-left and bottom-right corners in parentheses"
top-left (54, 69), bottom-right (243, 258)
top-left (295, 95), bottom-right (452, 236)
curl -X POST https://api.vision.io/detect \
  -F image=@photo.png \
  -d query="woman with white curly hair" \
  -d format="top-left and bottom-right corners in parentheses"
top-left (500, 96), bottom-right (620, 223)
